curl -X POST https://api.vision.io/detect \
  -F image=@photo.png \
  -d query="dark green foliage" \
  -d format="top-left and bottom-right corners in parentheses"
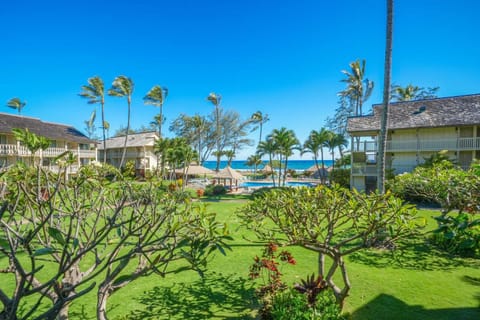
top-left (390, 162), bottom-right (480, 256)
top-left (204, 184), bottom-right (227, 196)
top-left (329, 168), bottom-right (350, 188)
top-left (271, 289), bottom-right (345, 320)
top-left (431, 213), bottom-right (480, 257)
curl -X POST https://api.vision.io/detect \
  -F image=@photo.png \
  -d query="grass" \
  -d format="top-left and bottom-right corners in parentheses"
top-left (2, 196), bottom-right (480, 319)
top-left (106, 204), bottom-right (480, 319)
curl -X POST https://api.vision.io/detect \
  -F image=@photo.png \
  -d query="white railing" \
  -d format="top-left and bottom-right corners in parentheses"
top-left (0, 144), bottom-right (96, 158)
top-left (351, 164), bottom-right (378, 175)
top-left (355, 137), bottom-right (480, 152)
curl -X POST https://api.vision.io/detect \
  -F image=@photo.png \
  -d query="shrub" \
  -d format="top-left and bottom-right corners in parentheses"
top-left (329, 168), bottom-right (349, 188)
top-left (249, 243), bottom-right (296, 319)
top-left (271, 289), bottom-right (345, 320)
top-left (390, 161), bottom-right (480, 256)
top-left (204, 184), bottom-right (227, 196)
top-left (122, 160), bottom-right (136, 179)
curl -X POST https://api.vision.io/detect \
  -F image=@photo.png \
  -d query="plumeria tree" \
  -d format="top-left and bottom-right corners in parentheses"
top-left (238, 185), bottom-right (417, 308)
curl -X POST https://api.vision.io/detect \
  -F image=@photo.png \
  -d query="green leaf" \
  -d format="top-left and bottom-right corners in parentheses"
top-left (0, 237), bottom-right (10, 250)
top-left (444, 231), bottom-right (456, 240)
top-left (48, 227), bottom-right (65, 246)
top-left (33, 247), bottom-right (55, 256)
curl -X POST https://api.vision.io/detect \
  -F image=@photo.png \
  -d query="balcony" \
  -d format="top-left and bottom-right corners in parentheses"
top-left (0, 144), bottom-right (96, 158)
top-left (352, 137), bottom-right (480, 153)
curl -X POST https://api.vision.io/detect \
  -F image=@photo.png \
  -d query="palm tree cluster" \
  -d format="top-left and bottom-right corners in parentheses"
top-left (79, 76), bottom-right (168, 169)
top-left (255, 127), bottom-right (348, 187)
top-left (154, 137), bottom-right (197, 184)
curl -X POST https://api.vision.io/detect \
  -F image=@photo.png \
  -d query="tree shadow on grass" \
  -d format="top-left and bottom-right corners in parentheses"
top-left (120, 271), bottom-right (257, 319)
top-left (348, 237), bottom-right (480, 271)
top-left (350, 293), bottom-right (480, 320)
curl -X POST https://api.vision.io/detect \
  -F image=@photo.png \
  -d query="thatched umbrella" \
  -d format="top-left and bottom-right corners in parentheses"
top-left (213, 166), bottom-right (244, 189)
top-left (262, 164), bottom-right (273, 173)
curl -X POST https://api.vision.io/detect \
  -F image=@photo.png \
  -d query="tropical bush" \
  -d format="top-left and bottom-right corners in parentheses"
top-left (329, 168), bottom-right (349, 188)
top-left (389, 161), bottom-right (480, 256)
top-left (204, 184), bottom-right (227, 196)
top-left (271, 289), bottom-right (345, 320)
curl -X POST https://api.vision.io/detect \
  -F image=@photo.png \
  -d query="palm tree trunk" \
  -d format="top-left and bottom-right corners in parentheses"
top-left (377, 0), bottom-right (393, 194)
top-left (101, 102), bottom-right (107, 163)
top-left (320, 149), bottom-right (326, 185)
top-left (159, 105), bottom-right (163, 138)
top-left (119, 99), bottom-right (131, 169)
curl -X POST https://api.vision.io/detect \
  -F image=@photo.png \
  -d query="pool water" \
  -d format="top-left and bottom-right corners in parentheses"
top-left (240, 181), bottom-right (316, 188)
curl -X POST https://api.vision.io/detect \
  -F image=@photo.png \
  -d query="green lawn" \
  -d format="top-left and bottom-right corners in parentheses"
top-left (106, 202), bottom-right (480, 319)
top-left (3, 197), bottom-right (480, 319)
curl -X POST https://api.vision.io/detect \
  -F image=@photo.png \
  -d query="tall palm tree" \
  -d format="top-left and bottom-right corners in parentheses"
top-left (340, 59), bottom-right (374, 116)
top-left (6, 97), bottom-right (26, 115)
top-left (79, 76), bottom-right (107, 161)
top-left (245, 154), bottom-right (262, 180)
top-left (251, 111), bottom-right (270, 147)
top-left (270, 127), bottom-right (300, 186)
top-left (144, 85), bottom-right (168, 137)
top-left (257, 138), bottom-right (277, 187)
top-left (207, 92), bottom-right (222, 171)
top-left (378, 0), bottom-right (394, 193)
top-left (108, 75), bottom-right (134, 169)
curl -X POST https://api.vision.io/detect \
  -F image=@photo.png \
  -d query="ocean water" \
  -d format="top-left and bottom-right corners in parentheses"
top-left (202, 160), bottom-right (333, 171)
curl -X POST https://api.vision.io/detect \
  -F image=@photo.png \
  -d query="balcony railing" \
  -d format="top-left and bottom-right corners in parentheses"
top-left (352, 137), bottom-right (480, 153)
top-left (0, 144), bottom-right (96, 158)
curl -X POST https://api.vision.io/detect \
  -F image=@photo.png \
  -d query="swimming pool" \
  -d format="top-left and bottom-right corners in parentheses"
top-left (240, 181), bottom-right (316, 188)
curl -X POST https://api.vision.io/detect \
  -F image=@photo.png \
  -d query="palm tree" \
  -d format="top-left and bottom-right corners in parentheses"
top-left (245, 154), bottom-right (262, 180)
top-left (378, 0), bottom-right (394, 193)
top-left (340, 59), bottom-right (374, 116)
top-left (302, 128), bottom-right (331, 184)
top-left (324, 132), bottom-right (345, 175)
top-left (207, 92), bottom-right (222, 171)
top-left (84, 109), bottom-right (97, 139)
top-left (223, 150), bottom-right (235, 166)
top-left (144, 85), bottom-right (168, 137)
top-left (7, 97), bottom-right (26, 115)
top-left (270, 128), bottom-right (300, 186)
top-left (391, 83), bottom-right (439, 102)
top-left (257, 138), bottom-right (277, 187)
top-left (79, 76), bottom-right (107, 162)
top-left (251, 111), bottom-right (270, 147)
top-left (108, 75), bottom-right (134, 169)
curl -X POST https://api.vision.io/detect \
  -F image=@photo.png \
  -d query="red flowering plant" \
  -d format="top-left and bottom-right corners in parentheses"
top-left (249, 242), bottom-right (296, 319)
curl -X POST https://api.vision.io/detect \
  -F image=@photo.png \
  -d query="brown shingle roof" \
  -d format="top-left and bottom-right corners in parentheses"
top-left (0, 113), bottom-right (92, 143)
top-left (347, 94), bottom-right (480, 133)
top-left (98, 131), bottom-right (159, 149)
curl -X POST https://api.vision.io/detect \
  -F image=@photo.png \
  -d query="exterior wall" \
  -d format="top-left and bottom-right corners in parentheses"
top-left (0, 132), bottom-right (96, 171)
top-left (103, 146), bottom-right (158, 171)
top-left (350, 125), bottom-right (480, 192)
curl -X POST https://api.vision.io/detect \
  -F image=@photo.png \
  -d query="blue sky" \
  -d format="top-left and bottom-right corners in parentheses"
top-left (1, 0), bottom-right (480, 159)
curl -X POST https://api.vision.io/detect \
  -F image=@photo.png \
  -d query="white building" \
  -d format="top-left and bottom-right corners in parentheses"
top-left (0, 113), bottom-right (96, 172)
top-left (347, 94), bottom-right (480, 192)
top-left (97, 131), bottom-right (159, 173)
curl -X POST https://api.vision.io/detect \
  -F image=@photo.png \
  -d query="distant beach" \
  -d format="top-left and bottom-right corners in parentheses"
top-left (202, 160), bottom-right (333, 171)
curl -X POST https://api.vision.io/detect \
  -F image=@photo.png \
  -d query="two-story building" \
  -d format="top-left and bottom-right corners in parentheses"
top-left (0, 113), bottom-right (96, 172)
top-left (98, 131), bottom-right (159, 173)
top-left (347, 94), bottom-right (480, 192)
